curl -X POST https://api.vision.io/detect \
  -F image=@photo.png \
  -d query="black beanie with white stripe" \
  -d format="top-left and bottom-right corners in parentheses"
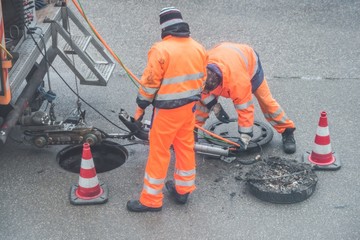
top-left (159, 7), bottom-right (185, 29)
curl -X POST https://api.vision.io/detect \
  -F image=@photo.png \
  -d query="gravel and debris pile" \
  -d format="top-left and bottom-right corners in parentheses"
top-left (246, 156), bottom-right (318, 200)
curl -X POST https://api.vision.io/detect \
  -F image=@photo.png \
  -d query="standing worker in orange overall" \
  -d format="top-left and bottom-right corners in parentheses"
top-left (127, 7), bottom-right (208, 212)
top-left (195, 42), bottom-right (296, 154)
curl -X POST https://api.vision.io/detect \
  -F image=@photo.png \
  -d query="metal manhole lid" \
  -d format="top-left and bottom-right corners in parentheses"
top-left (246, 156), bottom-right (318, 204)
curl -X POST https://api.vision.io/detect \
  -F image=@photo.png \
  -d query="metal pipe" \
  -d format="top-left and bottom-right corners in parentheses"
top-left (194, 143), bottom-right (229, 157)
top-left (0, 47), bottom-right (57, 145)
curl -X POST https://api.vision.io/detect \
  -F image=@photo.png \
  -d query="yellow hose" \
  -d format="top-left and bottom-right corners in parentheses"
top-left (72, 0), bottom-right (141, 86)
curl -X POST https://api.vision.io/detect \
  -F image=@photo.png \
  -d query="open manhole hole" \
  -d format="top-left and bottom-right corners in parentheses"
top-left (57, 140), bottom-right (128, 173)
top-left (246, 156), bottom-right (318, 204)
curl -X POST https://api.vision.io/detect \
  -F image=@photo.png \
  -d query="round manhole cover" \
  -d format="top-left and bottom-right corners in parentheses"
top-left (246, 156), bottom-right (318, 204)
top-left (57, 140), bottom-right (128, 173)
top-left (204, 119), bottom-right (274, 152)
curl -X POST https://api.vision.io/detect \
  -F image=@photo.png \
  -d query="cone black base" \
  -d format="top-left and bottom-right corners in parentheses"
top-left (69, 182), bottom-right (109, 205)
top-left (302, 152), bottom-right (341, 171)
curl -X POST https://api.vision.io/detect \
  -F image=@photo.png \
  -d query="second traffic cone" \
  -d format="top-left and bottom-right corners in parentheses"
top-left (303, 111), bottom-right (341, 170)
top-left (70, 143), bottom-right (109, 205)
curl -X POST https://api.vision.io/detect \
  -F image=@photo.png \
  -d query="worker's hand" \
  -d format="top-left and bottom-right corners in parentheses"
top-left (212, 103), bottom-right (230, 123)
top-left (134, 106), bottom-right (145, 122)
top-left (236, 133), bottom-right (252, 151)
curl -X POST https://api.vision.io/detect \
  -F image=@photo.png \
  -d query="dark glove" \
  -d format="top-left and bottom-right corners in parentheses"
top-left (213, 103), bottom-right (230, 123)
top-left (236, 133), bottom-right (252, 151)
top-left (134, 106), bottom-right (145, 122)
top-left (194, 128), bottom-right (198, 142)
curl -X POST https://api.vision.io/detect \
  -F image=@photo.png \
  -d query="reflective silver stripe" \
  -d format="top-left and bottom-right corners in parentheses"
top-left (143, 184), bottom-right (162, 195)
top-left (268, 114), bottom-right (288, 126)
top-left (137, 92), bottom-right (153, 102)
top-left (234, 99), bottom-right (253, 110)
top-left (142, 86), bottom-right (159, 95)
top-left (238, 126), bottom-right (253, 134)
top-left (269, 121), bottom-right (277, 127)
top-left (196, 104), bottom-right (209, 113)
top-left (160, 19), bottom-right (184, 29)
top-left (155, 87), bottom-right (201, 101)
top-left (175, 168), bottom-right (196, 177)
top-left (154, 108), bottom-right (160, 117)
top-left (81, 159), bottom-right (95, 170)
top-left (202, 94), bottom-right (216, 105)
top-left (78, 176), bottom-right (99, 188)
top-left (175, 179), bottom-right (195, 187)
top-left (251, 51), bottom-right (259, 79)
top-left (313, 143), bottom-right (332, 154)
top-left (162, 73), bottom-right (204, 85)
top-left (279, 114), bottom-right (288, 124)
top-left (222, 45), bottom-right (248, 69)
top-left (144, 173), bottom-right (164, 185)
top-left (196, 115), bottom-right (207, 122)
top-left (316, 126), bottom-right (329, 137)
top-left (263, 108), bottom-right (282, 119)
top-left (268, 115), bottom-right (288, 125)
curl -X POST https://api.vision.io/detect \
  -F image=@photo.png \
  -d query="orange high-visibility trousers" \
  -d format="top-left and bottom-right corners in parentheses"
top-left (254, 79), bottom-right (295, 133)
top-left (139, 103), bottom-right (196, 208)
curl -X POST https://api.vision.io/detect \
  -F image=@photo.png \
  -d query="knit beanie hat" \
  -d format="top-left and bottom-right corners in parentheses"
top-left (159, 7), bottom-right (185, 29)
top-left (204, 64), bottom-right (223, 92)
top-left (206, 64), bottom-right (223, 79)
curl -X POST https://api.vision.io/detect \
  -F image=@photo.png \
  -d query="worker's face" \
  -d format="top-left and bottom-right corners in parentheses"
top-left (203, 69), bottom-right (221, 94)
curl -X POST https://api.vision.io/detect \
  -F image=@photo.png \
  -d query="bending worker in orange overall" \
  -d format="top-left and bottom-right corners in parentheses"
top-left (195, 42), bottom-right (296, 154)
top-left (127, 7), bottom-right (207, 212)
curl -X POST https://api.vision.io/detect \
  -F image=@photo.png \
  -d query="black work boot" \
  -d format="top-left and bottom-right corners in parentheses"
top-left (165, 180), bottom-right (189, 204)
top-left (126, 200), bottom-right (162, 212)
top-left (282, 128), bottom-right (296, 154)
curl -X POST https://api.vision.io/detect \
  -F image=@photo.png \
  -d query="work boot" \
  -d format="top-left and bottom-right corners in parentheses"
top-left (126, 200), bottom-right (162, 212)
top-left (282, 128), bottom-right (296, 154)
top-left (165, 180), bottom-right (189, 204)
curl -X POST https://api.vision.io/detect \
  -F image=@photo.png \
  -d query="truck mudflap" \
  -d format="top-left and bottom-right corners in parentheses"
top-left (118, 109), bottom-right (149, 141)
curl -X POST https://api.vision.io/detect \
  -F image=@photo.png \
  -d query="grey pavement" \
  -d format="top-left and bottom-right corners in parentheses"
top-left (1, 1), bottom-right (360, 240)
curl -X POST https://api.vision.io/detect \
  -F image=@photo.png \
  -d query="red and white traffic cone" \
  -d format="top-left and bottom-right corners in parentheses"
top-left (70, 143), bottom-right (108, 205)
top-left (303, 111), bottom-right (341, 170)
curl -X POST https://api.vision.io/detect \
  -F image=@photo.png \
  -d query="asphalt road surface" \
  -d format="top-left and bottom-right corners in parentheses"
top-left (1, 1), bottom-right (360, 239)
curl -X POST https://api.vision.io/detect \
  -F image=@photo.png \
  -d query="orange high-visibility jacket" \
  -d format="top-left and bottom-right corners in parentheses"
top-left (197, 43), bottom-right (264, 135)
top-left (136, 36), bottom-right (207, 109)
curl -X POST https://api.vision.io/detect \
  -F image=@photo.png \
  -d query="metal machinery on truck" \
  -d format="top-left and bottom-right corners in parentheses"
top-left (0, 0), bottom-right (273, 161)
top-left (0, 0), bottom-right (117, 147)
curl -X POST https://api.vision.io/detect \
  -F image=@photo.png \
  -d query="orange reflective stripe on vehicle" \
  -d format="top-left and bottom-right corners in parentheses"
top-left (0, 4), bottom-right (11, 105)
